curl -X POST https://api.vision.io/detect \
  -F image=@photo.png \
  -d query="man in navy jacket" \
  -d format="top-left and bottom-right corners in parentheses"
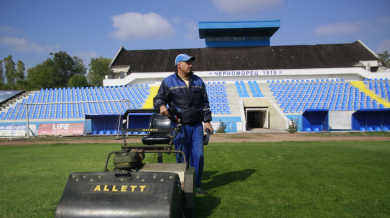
top-left (153, 54), bottom-right (213, 195)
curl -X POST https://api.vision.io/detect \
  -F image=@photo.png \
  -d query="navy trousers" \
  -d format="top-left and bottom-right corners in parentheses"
top-left (172, 122), bottom-right (204, 187)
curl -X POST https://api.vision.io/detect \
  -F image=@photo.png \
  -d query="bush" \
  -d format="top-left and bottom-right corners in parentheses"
top-left (216, 119), bottom-right (227, 133)
top-left (286, 117), bottom-right (299, 133)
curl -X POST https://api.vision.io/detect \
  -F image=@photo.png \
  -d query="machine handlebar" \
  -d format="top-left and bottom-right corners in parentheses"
top-left (203, 128), bottom-right (212, 145)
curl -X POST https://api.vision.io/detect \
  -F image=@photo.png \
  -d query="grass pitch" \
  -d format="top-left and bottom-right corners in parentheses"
top-left (0, 140), bottom-right (389, 217)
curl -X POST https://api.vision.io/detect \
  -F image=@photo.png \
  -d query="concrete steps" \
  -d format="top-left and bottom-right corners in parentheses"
top-left (223, 84), bottom-right (240, 116)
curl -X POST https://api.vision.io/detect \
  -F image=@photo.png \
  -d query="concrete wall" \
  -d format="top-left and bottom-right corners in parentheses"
top-left (103, 67), bottom-right (390, 87)
top-left (241, 97), bottom-right (288, 130)
top-left (268, 100), bottom-right (289, 130)
top-left (329, 111), bottom-right (355, 130)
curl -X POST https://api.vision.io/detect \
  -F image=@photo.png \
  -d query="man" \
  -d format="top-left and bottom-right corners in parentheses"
top-left (153, 54), bottom-right (213, 195)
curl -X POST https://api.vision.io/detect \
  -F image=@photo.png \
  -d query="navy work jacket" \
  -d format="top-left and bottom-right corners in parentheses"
top-left (153, 70), bottom-right (212, 125)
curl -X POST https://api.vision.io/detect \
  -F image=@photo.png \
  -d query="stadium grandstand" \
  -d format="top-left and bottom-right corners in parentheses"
top-left (1, 20), bottom-right (389, 137)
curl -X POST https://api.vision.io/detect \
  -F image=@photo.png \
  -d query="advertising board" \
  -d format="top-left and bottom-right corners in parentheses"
top-left (0, 124), bottom-right (37, 136)
top-left (38, 123), bottom-right (84, 135)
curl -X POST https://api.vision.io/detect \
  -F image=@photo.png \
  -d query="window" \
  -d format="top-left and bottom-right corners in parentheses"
top-left (206, 35), bottom-right (215, 41)
top-left (248, 34), bottom-right (260, 41)
top-left (232, 34), bottom-right (246, 41)
top-left (207, 33), bottom-right (267, 42)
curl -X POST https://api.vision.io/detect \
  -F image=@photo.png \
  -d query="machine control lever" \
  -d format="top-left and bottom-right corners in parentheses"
top-left (203, 128), bottom-right (212, 145)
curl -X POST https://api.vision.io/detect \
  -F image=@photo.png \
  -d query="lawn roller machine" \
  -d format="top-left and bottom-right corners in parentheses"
top-left (55, 108), bottom-right (211, 218)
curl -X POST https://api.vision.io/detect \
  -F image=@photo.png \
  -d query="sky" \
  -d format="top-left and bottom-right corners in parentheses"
top-left (0, 0), bottom-right (389, 74)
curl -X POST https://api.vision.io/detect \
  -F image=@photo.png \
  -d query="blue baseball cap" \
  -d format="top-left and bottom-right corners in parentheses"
top-left (175, 54), bottom-right (195, 66)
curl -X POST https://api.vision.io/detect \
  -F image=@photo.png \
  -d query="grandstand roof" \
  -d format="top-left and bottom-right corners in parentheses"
top-left (110, 40), bottom-right (378, 73)
top-left (0, 90), bottom-right (24, 104)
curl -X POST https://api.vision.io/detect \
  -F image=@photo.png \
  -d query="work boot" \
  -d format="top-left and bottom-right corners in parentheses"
top-left (196, 186), bottom-right (207, 195)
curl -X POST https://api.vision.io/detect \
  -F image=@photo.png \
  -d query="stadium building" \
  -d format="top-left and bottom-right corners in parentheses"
top-left (1, 20), bottom-right (390, 136)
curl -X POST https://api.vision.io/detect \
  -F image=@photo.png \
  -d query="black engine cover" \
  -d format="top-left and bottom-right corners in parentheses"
top-left (55, 172), bottom-right (182, 218)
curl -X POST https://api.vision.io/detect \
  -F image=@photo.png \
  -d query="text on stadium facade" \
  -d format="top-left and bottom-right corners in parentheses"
top-left (210, 70), bottom-right (283, 76)
top-left (0, 125), bottom-right (27, 130)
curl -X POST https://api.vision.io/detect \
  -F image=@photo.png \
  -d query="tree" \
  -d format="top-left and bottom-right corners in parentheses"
top-left (52, 51), bottom-right (86, 87)
top-left (3, 55), bottom-right (16, 85)
top-left (73, 56), bottom-right (87, 76)
top-left (87, 56), bottom-right (112, 87)
top-left (0, 56), bottom-right (26, 89)
top-left (16, 60), bottom-right (25, 80)
top-left (0, 60), bottom-right (4, 84)
top-left (27, 58), bottom-right (57, 89)
top-left (24, 51), bottom-right (86, 90)
top-left (378, 50), bottom-right (390, 68)
top-left (23, 51), bottom-right (87, 89)
top-left (68, 74), bottom-right (88, 88)
top-left (15, 79), bottom-right (31, 91)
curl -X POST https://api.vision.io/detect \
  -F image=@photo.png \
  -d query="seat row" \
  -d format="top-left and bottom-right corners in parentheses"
top-left (304, 126), bottom-right (389, 132)
top-left (0, 85), bottom-right (152, 120)
top-left (30, 86), bottom-right (149, 104)
top-left (282, 102), bottom-right (386, 113)
top-left (366, 80), bottom-right (390, 101)
top-left (91, 130), bottom-right (147, 135)
top-left (269, 81), bottom-right (390, 113)
top-left (249, 81), bottom-right (263, 97)
top-left (211, 109), bottom-right (231, 115)
top-left (206, 83), bottom-right (227, 98)
top-left (206, 83), bottom-right (232, 113)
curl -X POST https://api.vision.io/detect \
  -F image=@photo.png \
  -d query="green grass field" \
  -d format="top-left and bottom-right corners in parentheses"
top-left (1, 140), bottom-right (390, 217)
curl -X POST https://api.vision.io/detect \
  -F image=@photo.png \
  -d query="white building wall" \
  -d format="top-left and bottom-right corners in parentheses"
top-left (103, 67), bottom-right (390, 87)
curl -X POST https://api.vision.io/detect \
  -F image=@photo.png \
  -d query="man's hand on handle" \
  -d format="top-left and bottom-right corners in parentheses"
top-left (161, 105), bottom-right (212, 132)
top-left (160, 105), bottom-right (170, 117)
top-left (204, 122), bottom-right (213, 133)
